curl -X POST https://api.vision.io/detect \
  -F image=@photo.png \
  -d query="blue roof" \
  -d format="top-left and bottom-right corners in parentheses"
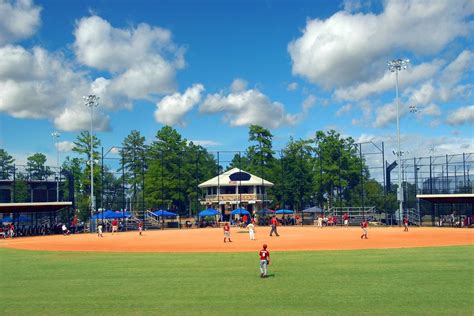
top-left (275, 209), bottom-right (294, 214)
top-left (231, 208), bottom-right (250, 215)
top-left (152, 210), bottom-right (177, 217)
top-left (198, 208), bottom-right (221, 217)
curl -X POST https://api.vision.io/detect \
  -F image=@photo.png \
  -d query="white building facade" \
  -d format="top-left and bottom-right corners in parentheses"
top-left (198, 168), bottom-right (273, 215)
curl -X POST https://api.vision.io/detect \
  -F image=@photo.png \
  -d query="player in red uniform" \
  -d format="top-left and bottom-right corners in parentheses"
top-left (259, 244), bottom-right (270, 278)
top-left (403, 217), bottom-right (409, 232)
top-left (343, 212), bottom-right (349, 228)
top-left (111, 218), bottom-right (118, 234)
top-left (223, 222), bottom-right (232, 243)
top-left (269, 216), bottom-right (280, 237)
top-left (138, 220), bottom-right (143, 236)
top-left (360, 219), bottom-right (368, 239)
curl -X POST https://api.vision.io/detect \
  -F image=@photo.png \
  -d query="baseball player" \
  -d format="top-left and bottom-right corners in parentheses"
top-left (343, 212), bottom-right (349, 228)
top-left (259, 244), bottom-right (270, 278)
top-left (403, 217), bottom-right (409, 232)
top-left (269, 216), bottom-right (280, 236)
top-left (97, 222), bottom-right (103, 237)
top-left (246, 222), bottom-right (256, 240)
top-left (111, 218), bottom-right (118, 234)
top-left (138, 220), bottom-right (143, 236)
top-left (223, 222), bottom-right (232, 243)
top-left (360, 219), bottom-right (368, 239)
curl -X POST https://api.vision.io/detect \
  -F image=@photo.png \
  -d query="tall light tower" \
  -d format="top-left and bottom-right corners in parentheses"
top-left (388, 58), bottom-right (409, 223)
top-left (51, 131), bottom-right (61, 201)
top-left (83, 94), bottom-right (100, 220)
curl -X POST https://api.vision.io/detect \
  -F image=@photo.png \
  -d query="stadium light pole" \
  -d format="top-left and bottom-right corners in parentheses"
top-left (84, 94), bottom-right (100, 223)
top-left (388, 58), bottom-right (409, 224)
top-left (51, 131), bottom-right (61, 201)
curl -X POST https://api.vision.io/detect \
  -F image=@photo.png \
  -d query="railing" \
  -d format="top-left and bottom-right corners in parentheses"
top-left (203, 194), bottom-right (264, 203)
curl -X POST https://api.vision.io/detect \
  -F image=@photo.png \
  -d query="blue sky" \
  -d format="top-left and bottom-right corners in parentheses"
top-left (0, 0), bottom-right (473, 166)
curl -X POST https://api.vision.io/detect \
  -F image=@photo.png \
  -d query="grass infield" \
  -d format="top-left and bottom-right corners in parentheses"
top-left (1, 246), bottom-right (473, 315)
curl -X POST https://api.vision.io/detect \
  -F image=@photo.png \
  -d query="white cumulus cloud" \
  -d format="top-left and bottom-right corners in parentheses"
top-left (288, 0), bottom-right (473, 89)
top-left (0, 45), bottom-right (110, 131)
top-left (55, 141), bottom-right (75, 153)
top-left (73, 15), bottom-right (184, 107)
top-left (335, 60), bottom-right (443, 101)
top-left (154, 84), bottom-right (204, 126)
top-left (445, 105), bottom-right (474, 126)
top-left (336, 104), bottom-right (352, 117)
top-left (0, 0), bottom-right (41, 45)
top-left (201, 84), bottom-right (299, 129)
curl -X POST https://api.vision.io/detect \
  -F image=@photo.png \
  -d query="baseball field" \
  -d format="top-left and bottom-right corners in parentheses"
top-left (1, 226), bottom-right (473, 315)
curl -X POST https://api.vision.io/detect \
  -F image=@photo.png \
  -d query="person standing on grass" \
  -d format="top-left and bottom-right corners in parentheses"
top-left (403, 217), bottom-right (409, 232)
top-left (269, 216), bottom-right (280, 237)
top-left (360, 219), bottom-right (368, 239)
top-left (223, 222), bottom-right (232, 243)
top-left (259, 244), bottom-right (270, 278)
top-left (246, 222), bottom-right (256, 240)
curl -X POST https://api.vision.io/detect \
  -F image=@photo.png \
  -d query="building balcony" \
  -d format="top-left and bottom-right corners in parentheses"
top-left (202, 194), bottom-right (265, 204)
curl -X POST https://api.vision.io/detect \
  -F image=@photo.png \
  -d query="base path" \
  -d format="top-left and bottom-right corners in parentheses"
top-left (1, 227), bottom-right (472, 253)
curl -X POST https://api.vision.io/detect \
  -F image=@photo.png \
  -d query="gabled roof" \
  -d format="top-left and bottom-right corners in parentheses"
top-left (198, 168), bottom-right (273, 188)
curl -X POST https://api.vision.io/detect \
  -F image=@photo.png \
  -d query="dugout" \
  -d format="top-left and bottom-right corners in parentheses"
top-left (0, 202), bottom-right (73, 236)
top-left (416, 194), bottom-right (474, 226)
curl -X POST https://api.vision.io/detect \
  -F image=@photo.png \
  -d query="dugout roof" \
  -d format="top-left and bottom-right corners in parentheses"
top-left (416, 194), bottom-right (474, 204)
top-left (0, 202), bottom-right (72, 213)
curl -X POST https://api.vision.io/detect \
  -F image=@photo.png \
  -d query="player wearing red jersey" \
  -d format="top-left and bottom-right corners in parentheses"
top-left (403, 217), bottom-right (409, 232)
top-left (138, 221), bottom-right (143, 236)
top-left (111, 219), bottom-right (118, 234)
top-left (259, 244), bottom-right (270, 278)
top-left (223, 222), bottom-right (232, 243)
top-left (360, 219), bottom-right (368, 239)
top-left (343, 212), bottom-right (349, 228)
top-left (269, 216), bottom-right (280, 237)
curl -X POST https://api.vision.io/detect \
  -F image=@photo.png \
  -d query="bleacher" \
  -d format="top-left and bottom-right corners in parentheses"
top-left (327, 206), bottom-right (377, 226)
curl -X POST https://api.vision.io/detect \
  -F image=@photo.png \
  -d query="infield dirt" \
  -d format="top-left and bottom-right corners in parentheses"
top-left (1, 226), bottom-right (472, 253)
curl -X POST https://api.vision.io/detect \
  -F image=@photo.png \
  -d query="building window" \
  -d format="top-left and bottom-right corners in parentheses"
top-left (239, 186), bottom-right (252, 193)
top-left (221, 187), bottom-right (236, 194)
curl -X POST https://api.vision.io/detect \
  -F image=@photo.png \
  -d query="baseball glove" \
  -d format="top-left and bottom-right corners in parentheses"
top-left (267, 260), bottom-right (270, 265)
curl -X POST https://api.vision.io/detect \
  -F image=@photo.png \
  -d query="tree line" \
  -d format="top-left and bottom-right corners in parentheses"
top-left (0, 125), bottom-right (397, 221)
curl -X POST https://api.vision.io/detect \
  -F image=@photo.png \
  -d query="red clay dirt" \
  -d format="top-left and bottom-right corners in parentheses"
top-left (1, 226), bottom-right (472, 253)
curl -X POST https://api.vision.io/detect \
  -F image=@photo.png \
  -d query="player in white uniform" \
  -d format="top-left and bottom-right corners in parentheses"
top-left (246, 222), bottom-right (256, 240)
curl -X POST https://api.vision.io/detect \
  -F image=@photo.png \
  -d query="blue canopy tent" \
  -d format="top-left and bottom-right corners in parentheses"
top-left (152, 210), bottom-right (177, 217)
top-left (231, 208), bottom-right (250, 215)
top-left (276, 209), bottom-right (294, 215)
top-left (198, 208), bottom-right (221, 217)
top-left (257, 208), bottom-right (275, 215)
top-left (110, 211), bottom-right (131, 219)
top-left (92, 210), bottom-right (131, 220)
top-left (92, 210), bottom-right (114, 220)
top-left (1, 215), bottom-right (32, 223)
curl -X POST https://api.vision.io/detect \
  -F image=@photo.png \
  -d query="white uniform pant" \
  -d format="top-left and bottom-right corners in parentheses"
top-left (260, 260), bottom-right (268, 275)
top-left (249, 230), bottom-right (255, 240)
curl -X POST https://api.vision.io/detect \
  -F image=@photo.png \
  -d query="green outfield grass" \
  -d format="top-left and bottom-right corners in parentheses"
top-left (1, 246), bottom-right (473, 315)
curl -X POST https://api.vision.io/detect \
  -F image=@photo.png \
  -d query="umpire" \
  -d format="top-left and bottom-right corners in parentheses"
top-left (269, 216), bottom-right (280, 237)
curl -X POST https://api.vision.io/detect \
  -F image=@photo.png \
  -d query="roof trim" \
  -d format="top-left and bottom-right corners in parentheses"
top-left (0, 202), bottom-right (72, 213)
top-left (416, 194), bottom-right (474, 204)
